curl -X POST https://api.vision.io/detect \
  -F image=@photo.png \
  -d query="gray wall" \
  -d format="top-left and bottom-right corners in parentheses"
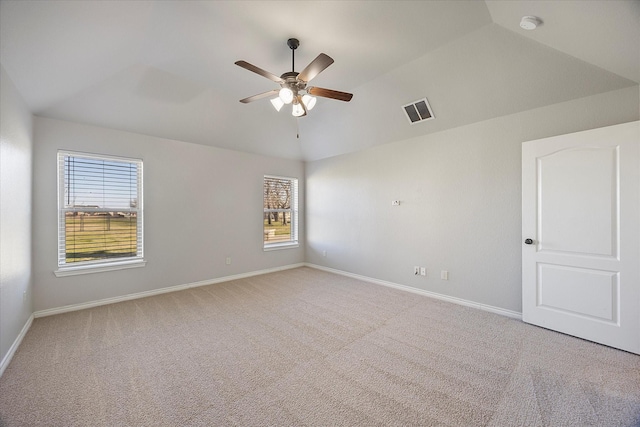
top-left (33, 117), bottom-right (305, 311)
top-left (0, 66), bottom-right (34, 366)
top-left (306, 86), bottom-right (640, 313)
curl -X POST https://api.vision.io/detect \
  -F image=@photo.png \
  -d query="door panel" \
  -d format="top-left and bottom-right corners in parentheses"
top-left (522, 121), bottom-right (639, 354)
top-left (537, 263), bottom-right (617, 322)
top-left (538, 147), bottom-right (617, 256)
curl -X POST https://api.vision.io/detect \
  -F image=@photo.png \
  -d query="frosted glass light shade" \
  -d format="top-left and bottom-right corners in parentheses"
top-left (270, 97), bottom-right (284, 112)
top-left (302, 94), bottom-right (316, 110)
top-left (291, 102), bottom-right (305, 117)
top-left (279, 87), bottom-right (294, 104)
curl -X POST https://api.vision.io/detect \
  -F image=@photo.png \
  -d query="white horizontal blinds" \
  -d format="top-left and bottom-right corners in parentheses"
top-left (291, 178), bottom-right (299, 242)
top-left (58, 152), bottom-right (143, 266)
top-left (263, 176), bottom-right (298, 245)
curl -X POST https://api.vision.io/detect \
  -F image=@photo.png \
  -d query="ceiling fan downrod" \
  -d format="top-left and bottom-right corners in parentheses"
top-left (287, 38), bottom-right (299, 72)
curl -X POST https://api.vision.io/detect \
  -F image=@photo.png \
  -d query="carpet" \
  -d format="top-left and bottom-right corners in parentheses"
top-left (1, 267), bottom-right (639, 426)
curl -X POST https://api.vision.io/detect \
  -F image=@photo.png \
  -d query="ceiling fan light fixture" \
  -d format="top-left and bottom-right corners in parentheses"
top-left (279, 87), bottom-right (294, 104)
top-left (302, 94), bottom-right (316, 110)
top-left (270, 97), bottom-right (284, 112)
top-left (291, 101), bottom-right (305, 117)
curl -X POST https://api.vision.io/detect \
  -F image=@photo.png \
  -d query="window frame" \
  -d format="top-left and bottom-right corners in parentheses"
top-left (263, 175), bottom-right (299, 251)
top-left (54, 150), bottom-right (145, 277)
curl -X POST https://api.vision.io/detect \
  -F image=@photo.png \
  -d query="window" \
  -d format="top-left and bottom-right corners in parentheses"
top-left (56, 151), bottom-right (144, 276)
top-left (263, 175), bottom-right (298, 249)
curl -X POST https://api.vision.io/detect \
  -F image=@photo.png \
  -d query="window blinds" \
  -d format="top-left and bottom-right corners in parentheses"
top-left (58, 151), bottom-right (143, 266)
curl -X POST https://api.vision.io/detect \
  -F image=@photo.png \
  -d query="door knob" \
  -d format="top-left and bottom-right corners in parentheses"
top-left (524, 238), bottom-right (534, 245)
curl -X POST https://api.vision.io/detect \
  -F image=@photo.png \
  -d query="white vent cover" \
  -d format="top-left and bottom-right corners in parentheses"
top-left (402, 98), bottom-right (434, 124)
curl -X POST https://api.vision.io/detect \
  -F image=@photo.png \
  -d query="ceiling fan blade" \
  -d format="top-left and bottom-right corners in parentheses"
top-left (239, 89), bottom-right (279, 104)
top-left (235, 60), bottom-right (283, 83)
top-left (307, 86), bottom-right (353, 102)
top-left (298, 53), bottom-right (334, 83)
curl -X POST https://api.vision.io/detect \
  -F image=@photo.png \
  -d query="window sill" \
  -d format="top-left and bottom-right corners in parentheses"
top-left (54, 259), bottom-right (146, 277)
top-left (263, 242), bottom-right (299, 252)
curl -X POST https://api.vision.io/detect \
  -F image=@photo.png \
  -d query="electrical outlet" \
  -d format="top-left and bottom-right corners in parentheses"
top-left (226, 257), bottom-right (232, 265)
top-left (414, 266), bottom-right (420, 275)
top-left (392, 200), bottom-right (400, 206)
top-left (441, 270), bottom-right (448, 280)
top-left (420, 267), bottom-right (426, 276)
top-left (322, 250), bottom-right (327, 257)
top-left (23, 290), bottom-right (27, 303)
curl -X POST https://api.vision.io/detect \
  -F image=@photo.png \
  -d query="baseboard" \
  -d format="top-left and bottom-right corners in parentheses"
top-left (34, 263), bottom-right (305, 318)
top-left (0, 314), bottom-right (34, 378)
top-left (305, 263), bottom-right (522, 320)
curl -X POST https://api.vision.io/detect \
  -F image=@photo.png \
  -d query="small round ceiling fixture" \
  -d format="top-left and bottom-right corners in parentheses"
top-left (520, 16), bottom-right (542, 30)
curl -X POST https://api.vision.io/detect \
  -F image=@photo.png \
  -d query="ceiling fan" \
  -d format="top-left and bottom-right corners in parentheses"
top-left (235, 38), bottom-right (353, 118)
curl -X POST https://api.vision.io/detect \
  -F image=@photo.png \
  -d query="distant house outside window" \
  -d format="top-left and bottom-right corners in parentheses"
top-left (55, 151), bottom-right (145, 276)
top-left (263, 175), bottom-right (298, 250)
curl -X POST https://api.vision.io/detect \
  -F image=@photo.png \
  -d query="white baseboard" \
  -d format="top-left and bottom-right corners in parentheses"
top-left (0, 314), bottom-right (34, 378)
top-left (34, 263), bottom-right (305, 318)
top-left (305, 263), bottom-right (522, 320)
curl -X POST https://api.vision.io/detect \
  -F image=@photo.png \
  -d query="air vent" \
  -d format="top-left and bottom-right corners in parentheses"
top-left (402, 98), bottom-right (434, 124)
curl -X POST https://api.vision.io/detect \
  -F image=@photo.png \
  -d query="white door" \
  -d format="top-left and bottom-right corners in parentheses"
top-left (522, 121), bottom-right (639, 355)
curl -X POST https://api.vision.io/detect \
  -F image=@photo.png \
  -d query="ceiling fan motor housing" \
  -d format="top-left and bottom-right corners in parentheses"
top-left (281, 71), bottom-right (306, 96)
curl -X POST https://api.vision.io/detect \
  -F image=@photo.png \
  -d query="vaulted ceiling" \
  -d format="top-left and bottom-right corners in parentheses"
top-left (1, 1), bottom-right (638, 161)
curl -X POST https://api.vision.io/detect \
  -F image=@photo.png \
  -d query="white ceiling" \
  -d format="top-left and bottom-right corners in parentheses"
top-left (1, 0), bottom-right (638, 161)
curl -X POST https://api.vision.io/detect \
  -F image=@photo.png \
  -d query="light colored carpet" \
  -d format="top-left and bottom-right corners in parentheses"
top-left (1, 267), bottom-right (639, 426)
